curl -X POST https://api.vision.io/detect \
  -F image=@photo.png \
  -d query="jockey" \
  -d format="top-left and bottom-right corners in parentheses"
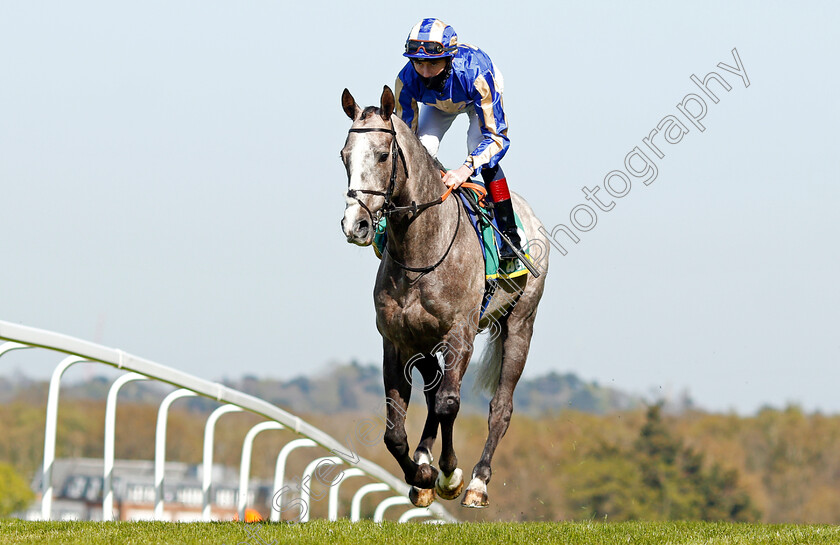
top-left (395, 17), bottom-right (522, 261)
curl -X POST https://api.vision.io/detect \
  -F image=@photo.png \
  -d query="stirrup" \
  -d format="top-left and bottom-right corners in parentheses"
top-left (499, 245), bottom-right (519, 261)
top-left (499, 231), bottom-right (522, 261)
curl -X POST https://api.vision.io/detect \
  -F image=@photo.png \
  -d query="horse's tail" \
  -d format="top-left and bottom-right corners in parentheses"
top-left (474, 332), bottom-right (504, 396)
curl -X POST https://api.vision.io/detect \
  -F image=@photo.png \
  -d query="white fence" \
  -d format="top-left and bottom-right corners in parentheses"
top-left (0, 320), bottom-right (456, 524)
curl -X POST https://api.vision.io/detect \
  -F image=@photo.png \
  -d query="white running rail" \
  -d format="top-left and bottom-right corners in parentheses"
top-left (0, 320), bottom-right (456, 524)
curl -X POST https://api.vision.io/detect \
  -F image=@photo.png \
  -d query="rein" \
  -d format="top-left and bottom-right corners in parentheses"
top-left (345, 121), bottom-right (472, 275)
top-left (387, 196), bottom-right (461, 274)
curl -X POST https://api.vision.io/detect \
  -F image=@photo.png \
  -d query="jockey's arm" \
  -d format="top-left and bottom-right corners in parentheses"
top-left (394, 74), bottom-right (419, 132)
top-left (465, 71), bottom-right (510, 177)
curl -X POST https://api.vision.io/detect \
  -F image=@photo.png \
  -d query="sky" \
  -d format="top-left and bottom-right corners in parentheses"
top-left (1, 1), bottom-right (838, 415)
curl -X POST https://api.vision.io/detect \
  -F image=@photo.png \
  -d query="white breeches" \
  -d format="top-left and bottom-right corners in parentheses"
top-left (417, 66), bottom-right (505, 159)
top-left (417, 107), bottom-right (483, 159)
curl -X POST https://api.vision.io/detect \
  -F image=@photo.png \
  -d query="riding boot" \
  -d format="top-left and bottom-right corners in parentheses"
top-left (492, 198), bottom-right (523, 261)
top-left (481, 166), bottom-right (522, 261)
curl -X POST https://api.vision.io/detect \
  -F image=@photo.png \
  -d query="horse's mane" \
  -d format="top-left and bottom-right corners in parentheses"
top-left (390, 114), bottom-right (448, 175)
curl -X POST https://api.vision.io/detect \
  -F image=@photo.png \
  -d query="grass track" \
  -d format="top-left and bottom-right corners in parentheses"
top-left (1, 520), bottom-right (839, 545)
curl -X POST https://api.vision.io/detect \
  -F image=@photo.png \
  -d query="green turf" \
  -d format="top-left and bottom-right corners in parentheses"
top-left (1, 520), bottom-right (838, 545)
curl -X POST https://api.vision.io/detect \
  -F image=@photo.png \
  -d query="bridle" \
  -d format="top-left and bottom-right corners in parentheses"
top-left (345, 121), bottom-right (407, 226)
top-left (345, 120), bottom-right (461, 274)
top-left (346, 120), bottom-right (454, 221)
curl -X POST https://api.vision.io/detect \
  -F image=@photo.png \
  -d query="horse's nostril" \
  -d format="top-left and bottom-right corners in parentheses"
top-left (356, 219), bottom-right (370, 237)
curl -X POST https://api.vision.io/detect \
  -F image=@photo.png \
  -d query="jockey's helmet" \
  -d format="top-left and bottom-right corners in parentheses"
top-left (403, 18), bottom-right (458, 59)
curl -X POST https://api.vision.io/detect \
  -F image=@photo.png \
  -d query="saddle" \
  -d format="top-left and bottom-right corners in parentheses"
top-left (454, 179), bottom-right (530, 280)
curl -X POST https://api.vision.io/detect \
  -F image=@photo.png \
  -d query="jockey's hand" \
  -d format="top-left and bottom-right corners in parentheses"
top-left (442, 164), bottom-right (473, 189)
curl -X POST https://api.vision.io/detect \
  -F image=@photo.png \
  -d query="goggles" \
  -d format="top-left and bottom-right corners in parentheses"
top-left (405, 40), bottom-right (454, 56)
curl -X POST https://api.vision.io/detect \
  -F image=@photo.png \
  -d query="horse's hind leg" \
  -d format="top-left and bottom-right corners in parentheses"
top-left (463, 315), bottom-right (534, 508)
top-left (382, 341), bottom-right (439, 494)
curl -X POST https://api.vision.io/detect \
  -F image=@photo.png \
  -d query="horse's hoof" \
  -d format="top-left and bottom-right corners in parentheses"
top-left (461, 489), bottom-right (489, 508)
top-left (409, 486), bottom-right (436, 507)
top-left (461, 477), bottom-right (489, 508)
top-left (435, 468), bottom-right (464, 500)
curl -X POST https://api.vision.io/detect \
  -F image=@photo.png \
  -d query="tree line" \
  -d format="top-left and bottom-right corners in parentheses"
top-left (2, 388), bottom-right (839, 522)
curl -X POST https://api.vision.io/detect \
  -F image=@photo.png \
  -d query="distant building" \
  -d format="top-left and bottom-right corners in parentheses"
top-left (23, 458), bottom-right (273, 521)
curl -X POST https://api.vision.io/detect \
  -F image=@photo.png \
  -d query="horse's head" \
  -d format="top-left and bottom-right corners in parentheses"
top-left (340, 86), bottom-right (399, 246)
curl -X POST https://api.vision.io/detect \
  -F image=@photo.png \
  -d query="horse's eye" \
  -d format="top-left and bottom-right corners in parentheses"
top-left (377, 152), bottom-right (389, 163)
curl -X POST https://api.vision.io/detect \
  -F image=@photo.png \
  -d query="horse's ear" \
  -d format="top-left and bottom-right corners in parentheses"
top-left (342, 88), bottom-right (361, 120)
top-left (380, 85), bottom-right (395, 121)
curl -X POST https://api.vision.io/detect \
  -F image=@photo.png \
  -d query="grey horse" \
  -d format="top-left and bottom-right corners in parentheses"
top-left (340, 86), bottom-right (550, 508)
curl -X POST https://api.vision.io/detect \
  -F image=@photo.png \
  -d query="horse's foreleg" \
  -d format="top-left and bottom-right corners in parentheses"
top-left (382, 342), bottom-right (439, 493)
top-left (414, 356), bottom-right (442, 466)
top-left (433, 337), bottom-right (473, 501)
top-left (463, 320), bottom-right (533, 508)
top-left (404, 356), bottom-right (443, 508)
